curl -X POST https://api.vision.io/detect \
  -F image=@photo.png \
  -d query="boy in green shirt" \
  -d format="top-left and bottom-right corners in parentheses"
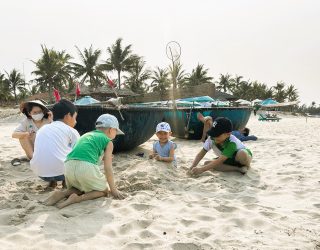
top-left (45, 114), bottom-right (125, 208)
top-left (189, 117), bottom-right (252, 175)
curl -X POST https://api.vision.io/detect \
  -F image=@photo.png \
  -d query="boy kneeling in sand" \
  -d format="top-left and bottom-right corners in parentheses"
top-left (189, 117), bottom-right (252, 175)
top-left (45, 114), bottom-right (125, 208)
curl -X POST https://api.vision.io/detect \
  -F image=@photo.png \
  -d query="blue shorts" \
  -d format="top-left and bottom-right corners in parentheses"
top-left (39, 175), bottom-right (65, 182)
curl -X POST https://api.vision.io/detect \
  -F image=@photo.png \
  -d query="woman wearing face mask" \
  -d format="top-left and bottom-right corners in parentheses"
top-left (12, 100), bottom-right (53, 161)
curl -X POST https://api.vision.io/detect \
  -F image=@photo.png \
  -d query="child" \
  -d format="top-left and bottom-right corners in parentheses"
top-left (30, 99), bottom-right (80, 188)
top-left (149, 122), bottom-right (176, 165)
top-left (189, 117), bottom-right (252, 175)
top-left (45, 113), bottom-right (125, 209)
top-left (12, 100), bottom-right (53, 161)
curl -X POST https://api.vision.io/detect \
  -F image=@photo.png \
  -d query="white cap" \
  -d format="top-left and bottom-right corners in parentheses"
top-left (156, 122), bottom-right (171, 133)
top-left (95, 114), bottom-right (125, 135)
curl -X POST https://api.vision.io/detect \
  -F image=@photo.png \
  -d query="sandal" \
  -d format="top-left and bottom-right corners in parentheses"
top-left (11, 158), bottom-right (21, 166)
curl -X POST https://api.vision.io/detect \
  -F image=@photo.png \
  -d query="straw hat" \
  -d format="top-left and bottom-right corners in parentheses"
top-left (20, 100), bottom-right (49, 117)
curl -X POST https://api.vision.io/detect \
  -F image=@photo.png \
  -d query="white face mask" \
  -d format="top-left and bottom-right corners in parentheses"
top-left (31, 113), bottom-right (44, 121)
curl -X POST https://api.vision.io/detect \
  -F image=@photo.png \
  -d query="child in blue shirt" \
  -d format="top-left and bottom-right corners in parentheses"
top-left (149, 122), bottom-right (176, 165)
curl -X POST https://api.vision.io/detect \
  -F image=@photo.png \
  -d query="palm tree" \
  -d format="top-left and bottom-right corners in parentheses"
top-left (273, 81), bottom-right (286, 102)
top-left (72, 45), bottom-right (105, 88)
top-left (168, 61), bottom-right (187, 89)
top-left (0, 72), bottom-right (11, 103)
top-left (216, 73), bottom-right (232, 93)
top-left (232, 81), bottom-right (252, 100)
top-left (286, 84), bottom-right (299, 102)
top-left (103, 38), bottom-right (138, 89)
top-left (4, 69), bottom-right (25, 104)
top-left (185, 64), bottom-right (213, 87)
top-left (32, 45), bottom-right (73, 103)
top-left (123, 57), bottom-right (151, 94)
top-left (230, 75), bottom-right (246, 94)
top-left (149, 67), bottom-right (170, 94)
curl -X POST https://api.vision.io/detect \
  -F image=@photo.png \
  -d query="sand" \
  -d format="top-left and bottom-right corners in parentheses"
top-left (0, 111), bottom-right (319, 249)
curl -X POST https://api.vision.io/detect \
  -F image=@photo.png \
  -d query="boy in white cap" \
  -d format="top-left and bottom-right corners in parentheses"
top-left (45, 113), bottom-right (125, 208)
top-left (189, 117), bottom-right (252, 175)
top-left (149, 122), bottom-right (176, 165)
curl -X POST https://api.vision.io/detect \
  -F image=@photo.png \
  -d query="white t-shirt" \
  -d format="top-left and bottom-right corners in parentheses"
top-left (30, 121), bottom-right (80, 177)
top-left (14, 117), bottom-right (50, 133)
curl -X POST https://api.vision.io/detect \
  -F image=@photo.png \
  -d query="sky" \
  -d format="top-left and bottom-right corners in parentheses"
top-left (0, 0), bottom-right (319, 105)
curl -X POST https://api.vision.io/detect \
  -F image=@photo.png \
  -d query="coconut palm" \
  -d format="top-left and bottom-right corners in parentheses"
top-left (230, 75), bottom-right (247, 93)
top-left (32, 45), bottom-right (73, 103)
top-left (72, 45), bottom-right (105, 88)
top-left (232, 81), bottom-right (252, 100)
top-left (185, 64), bottom-right (213, 87)
top-left (273, 81), bottom-right (286, 102)
top-left (286, 84), bottom-right (299, 102)
top-left (0, 72), bottom-right (11, 103)
top-left (149, 67), bottom-right (170, 94)
top-left (123, 57), bottom-right (151, 94)
top-left (103, 38), bottom-right (138, 89)
top-left (168, 61), bottom-right (187, 89)
top-left (216, 73), bottom-right (232, 93)
top-left (4, 69), bottom-right (26, 104)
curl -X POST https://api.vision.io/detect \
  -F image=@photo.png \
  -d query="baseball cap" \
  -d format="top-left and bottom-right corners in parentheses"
top-left (207, 117), bottom-right (233, 137)
top-left (156, 122), bottom-right (171, 133)
top-left (95, 114), bottom-right (125, 135)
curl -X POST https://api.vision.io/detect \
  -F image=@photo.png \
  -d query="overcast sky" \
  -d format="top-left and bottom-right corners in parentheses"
top-left (1, 0), bottom-right (319, 105)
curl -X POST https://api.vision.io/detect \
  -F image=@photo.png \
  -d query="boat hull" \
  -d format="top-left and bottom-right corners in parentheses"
top-left (75, 105), bottom-right (166, 152)
top-left (163, 107), bottom-right (252, 139)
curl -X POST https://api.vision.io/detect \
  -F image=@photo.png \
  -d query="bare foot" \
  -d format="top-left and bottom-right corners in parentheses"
top-left (57, 193), bottom-right (81, 209)
top-left (239, 166), bottom-right (249, 175)
top-left (44, 191), bottom-right (66, 206)
top-left (197, 112), bottom-right (205, 122)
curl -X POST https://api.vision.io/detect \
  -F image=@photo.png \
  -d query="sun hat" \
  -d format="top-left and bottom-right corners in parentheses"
top-left (207, 117), bottom-right (233, 137)
top-left (156, 122), bottom-right (171, 133)
top-left (20, 100), bottom-right (49, 116)
top-left (95, 114), bottom-right (125, 135)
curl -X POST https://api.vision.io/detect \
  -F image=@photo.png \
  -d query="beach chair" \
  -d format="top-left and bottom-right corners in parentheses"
top-left (258, 114), bottom-right (281, 122)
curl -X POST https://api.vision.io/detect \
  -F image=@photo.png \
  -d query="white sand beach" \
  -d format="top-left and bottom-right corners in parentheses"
top-left (0, 111), bottom-right (319, 249)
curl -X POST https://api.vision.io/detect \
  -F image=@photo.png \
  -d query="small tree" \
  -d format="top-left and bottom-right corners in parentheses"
top-left (5, 69), bottom-right (25, 104)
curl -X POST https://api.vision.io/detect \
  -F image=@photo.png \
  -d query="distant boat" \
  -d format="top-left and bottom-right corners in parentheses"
top-left (163, 106), bottom-right (251, 139)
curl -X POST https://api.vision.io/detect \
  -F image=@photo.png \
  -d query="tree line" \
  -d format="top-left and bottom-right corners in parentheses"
top-left (0, 38), bottom-right (318, 114)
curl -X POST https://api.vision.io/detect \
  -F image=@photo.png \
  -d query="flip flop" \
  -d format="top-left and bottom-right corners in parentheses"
top-left (11, 158), bottom-right (21, 166)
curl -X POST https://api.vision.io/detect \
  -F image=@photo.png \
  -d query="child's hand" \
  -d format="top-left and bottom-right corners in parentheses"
top-left (190, 167), bottom-right (204, 175)
top-left (111, 189), bottom-right (125, 200)
top-left (155, 154), bottom-right (162, 161)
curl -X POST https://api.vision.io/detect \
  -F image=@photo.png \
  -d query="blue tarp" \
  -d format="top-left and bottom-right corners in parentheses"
top-left (179, 96), bottom-right (215, 103)
top-left (260, 98), bottom-right (278, 106)
top-left (74, 96), bottom-right (100, 105)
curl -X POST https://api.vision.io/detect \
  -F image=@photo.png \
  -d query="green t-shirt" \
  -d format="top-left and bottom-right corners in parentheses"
top-left (66, 130), bottom-right (110, 165)
top-left (203, 134), bottom-right (252, 159)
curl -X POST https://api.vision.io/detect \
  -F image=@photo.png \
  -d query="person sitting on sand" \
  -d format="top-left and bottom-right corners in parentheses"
top-left (197, 112), bottom-right (257, 142)
top-left (12, 100), bottom-right (53, 161)
top-left (30, 99), bottom-right (80, 189)
top-left (149, 122), bottom-right (176, 166)
top-left (189, 117), bottom-right (252, 175)
top-left (231, 127), bottom-right (258, 142)
top-left (44, 114), bottom-right (125, 209)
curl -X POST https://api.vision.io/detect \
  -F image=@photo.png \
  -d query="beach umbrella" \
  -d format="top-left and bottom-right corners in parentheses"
top-left (235, 99), bottom-right (251, 105)
top-left (74, 96), bottom-right (100, 105)
top-left (260, 98), bottom-right (278, 106)
top-left (252, 99), bottom-right (262, 103)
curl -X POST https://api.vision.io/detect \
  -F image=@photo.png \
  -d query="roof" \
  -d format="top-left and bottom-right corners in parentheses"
top-left (80, 85), bottom-right (138, 97)
top-left (213, 91), bottom-right (237, 101)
